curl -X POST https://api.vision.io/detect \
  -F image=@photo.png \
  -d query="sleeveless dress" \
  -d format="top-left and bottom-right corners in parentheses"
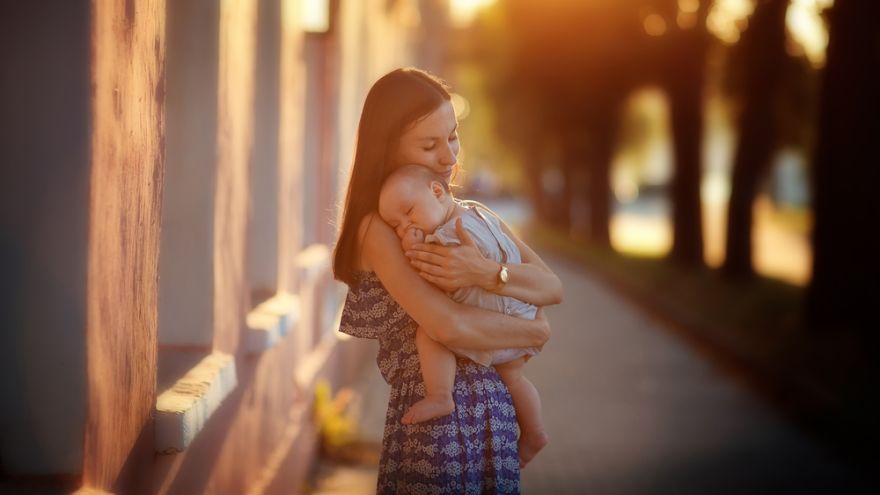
top-left (339, 271), bottom-right (522, 494)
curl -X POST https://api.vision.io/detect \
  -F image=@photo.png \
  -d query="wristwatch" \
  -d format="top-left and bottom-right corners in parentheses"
top-left (496, 263), bottom-right (509, 287)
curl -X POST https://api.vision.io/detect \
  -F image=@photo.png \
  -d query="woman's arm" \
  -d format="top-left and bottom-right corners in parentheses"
top-left (360, 213), bottom-right (550, 351)
top-left (495, 219), bottom-right (564, 305)
top-left (405, 216), bottom-right (564, 307)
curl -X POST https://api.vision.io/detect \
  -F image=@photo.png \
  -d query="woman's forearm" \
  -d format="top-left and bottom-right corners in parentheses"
top-left (493, 220), bottom-right (563, 306)
top-left (482, 259), bottom-right (563, 306)
top-left (438, 304), bottom-right (550, 351)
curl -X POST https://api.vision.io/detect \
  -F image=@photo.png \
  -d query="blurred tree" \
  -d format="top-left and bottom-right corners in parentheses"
top-left (471, 0), bottom-right (643, 244)
top-left (466, 0), bottom-right (720, 257)
top-left (722, 0), bottom-right (790, 278)
top-left (650, 0), bottom-right (714, 267)
top-left (806, 0), bottom-right (880, 343)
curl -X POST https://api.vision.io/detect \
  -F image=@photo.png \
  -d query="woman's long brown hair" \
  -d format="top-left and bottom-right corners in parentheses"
top-left (332, 68), bottom-right (452, 287)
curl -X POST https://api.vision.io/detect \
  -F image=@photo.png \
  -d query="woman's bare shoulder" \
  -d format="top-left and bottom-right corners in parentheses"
top-left (357, 212), bottom-right (397, 271)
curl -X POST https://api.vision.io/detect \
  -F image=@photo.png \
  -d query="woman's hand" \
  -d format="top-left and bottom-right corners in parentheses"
top-left (405, 218), bottom-right (498, 292)
top-left (533, 307), bottom-right (551, 349)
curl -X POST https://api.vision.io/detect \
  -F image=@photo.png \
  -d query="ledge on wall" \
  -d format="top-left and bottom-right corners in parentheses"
top-left (295, 244), bottom-right (331, 282)
top-left (245, 292), bottom-right (300, 354)
top-left (154, 352), bottom-right (237, 454)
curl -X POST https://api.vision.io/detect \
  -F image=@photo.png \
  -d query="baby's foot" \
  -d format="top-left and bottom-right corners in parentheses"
top-left (401, 395), bottom-right (455, 425)
top-left (518, 430), bottom-right (549, 469)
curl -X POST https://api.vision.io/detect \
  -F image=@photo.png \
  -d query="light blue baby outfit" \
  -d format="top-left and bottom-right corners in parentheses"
top-left (425, 202), bottom-right (540, 367)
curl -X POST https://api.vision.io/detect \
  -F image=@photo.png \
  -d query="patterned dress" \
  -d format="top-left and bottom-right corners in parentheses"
top-left (339, 271), bottom-right (522, 494)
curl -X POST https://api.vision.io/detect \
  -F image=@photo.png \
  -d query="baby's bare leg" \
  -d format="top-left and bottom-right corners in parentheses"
top-left (402, 326), bottom-right (456, 424)
top-left (495, 356), bottom-right (548, 468)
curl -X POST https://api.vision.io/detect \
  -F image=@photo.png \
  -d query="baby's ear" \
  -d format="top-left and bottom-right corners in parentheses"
top-left (430, 181), bottom-right (446, 199)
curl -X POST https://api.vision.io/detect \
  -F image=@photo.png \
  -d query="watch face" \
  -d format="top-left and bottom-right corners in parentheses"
top-left (500, 266), bottom-right (509, 283)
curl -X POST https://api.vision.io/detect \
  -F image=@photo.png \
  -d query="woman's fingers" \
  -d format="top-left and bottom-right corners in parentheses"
top-left (455, 217), bottom-right (476, 247)
top-left (410, 259), bottom-right (447, 276)
top-left (419, 271), bottom-right (456, 291)
top-left (405, 249), bottom-right (446, 266)
top-left (407, 243), bottom-right (450, 255)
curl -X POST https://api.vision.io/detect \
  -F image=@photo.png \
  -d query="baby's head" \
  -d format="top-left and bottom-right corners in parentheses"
top-left (379, 164), bottom-right (454, 246)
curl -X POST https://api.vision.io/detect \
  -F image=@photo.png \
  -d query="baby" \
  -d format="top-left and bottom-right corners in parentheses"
top-left (378, 164), bottom-right (548, 468)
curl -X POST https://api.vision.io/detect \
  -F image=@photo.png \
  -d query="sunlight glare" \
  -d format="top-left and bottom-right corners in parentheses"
top-left (787, 0), bottom-right (833, 67)
top-left (451, 93), bottom-right (471, 121)
top-left (301, 0), bottom-right (330, 33)
top-left (708, 0), bottom-right (832, 66)
top-left (643, 13), bottom-right (668, 37)
top-left (450, 0), bottom-right (496, 28)
top-left (707, 0), bottom-right (753, 44)
top-left (678, 0), bottom-right (700, 14)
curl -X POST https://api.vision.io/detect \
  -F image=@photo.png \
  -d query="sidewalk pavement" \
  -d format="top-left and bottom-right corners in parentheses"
top-left (311, 252), bottom-right (867, 494)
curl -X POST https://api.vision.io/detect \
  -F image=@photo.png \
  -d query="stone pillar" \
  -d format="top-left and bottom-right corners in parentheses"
top-left (82, 0), bottom-right (166, 490)
top-left (213, 0), bottom-right (259, 354)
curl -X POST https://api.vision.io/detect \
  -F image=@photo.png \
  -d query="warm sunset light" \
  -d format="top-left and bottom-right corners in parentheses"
top-left (643, 13), bottom-right (668, 37)
top-left (787, 0), bottom-right (833, 66)
top-left (7, 0), bottom-right (874, 492)
top-left (450, 0), bottom-right (496, 28)
top-left (301, 0), bottom-right (330, 33)
top-left (708, 0), bottom-right (832, 66)
top-left (707, 0), bottom-right (753, 44)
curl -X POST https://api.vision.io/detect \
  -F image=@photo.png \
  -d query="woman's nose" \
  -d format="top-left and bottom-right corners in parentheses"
top-left (439, 142), bottom-right (456, 166)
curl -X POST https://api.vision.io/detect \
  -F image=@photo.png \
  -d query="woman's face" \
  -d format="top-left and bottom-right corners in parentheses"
top-left (393, 100), bottom-right (460, 183)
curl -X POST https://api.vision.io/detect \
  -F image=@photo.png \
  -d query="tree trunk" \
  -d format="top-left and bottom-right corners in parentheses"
top-left (667, 63), bottom-right (706, 266)
top-left (723, 0), bottom-right (789, 278)
top-left (806, 0), bottom-right (880, 341)
top-left (664, 7), bottom-right (711, 267)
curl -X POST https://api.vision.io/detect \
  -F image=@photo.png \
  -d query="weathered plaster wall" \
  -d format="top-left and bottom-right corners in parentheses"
top-left (213, 0), bottom-right (258, 354)
top-left (83, 0), bottom-right (166, 490)
top-left (0, 1), bottom-right (91, 479)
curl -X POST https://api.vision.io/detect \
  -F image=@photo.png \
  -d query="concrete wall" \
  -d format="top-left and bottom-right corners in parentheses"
top-left (0, 0), bottom-right (92, 481)
top-left (248, 0), bottom-right (284, 294)
top-left (82, 0), bottom-right (167, 490)
top-left (0, 1), bottom-right (92, 484)
top-left (278, 0), bottom-right (308, 294)
top-left (159, 0), bottom-right (220, 347)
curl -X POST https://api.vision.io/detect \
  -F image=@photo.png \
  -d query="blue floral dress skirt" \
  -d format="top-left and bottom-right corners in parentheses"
top-left (339, 272), bottom-right (522, 494)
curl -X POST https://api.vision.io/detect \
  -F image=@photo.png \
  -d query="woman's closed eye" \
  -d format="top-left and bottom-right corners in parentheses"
top-left (422, 133), bottom-right (458, 151)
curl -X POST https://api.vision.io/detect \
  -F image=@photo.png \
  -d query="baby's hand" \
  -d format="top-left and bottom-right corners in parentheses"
top-left (401, 227), bottom-right (425, 252)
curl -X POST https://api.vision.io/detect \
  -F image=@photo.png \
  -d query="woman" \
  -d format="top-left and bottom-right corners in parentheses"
top-left (334, 68), bottom-right (563, 494)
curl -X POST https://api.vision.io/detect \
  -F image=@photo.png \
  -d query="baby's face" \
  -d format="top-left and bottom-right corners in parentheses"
top-left (378, 176), bottom-right (448, 244)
